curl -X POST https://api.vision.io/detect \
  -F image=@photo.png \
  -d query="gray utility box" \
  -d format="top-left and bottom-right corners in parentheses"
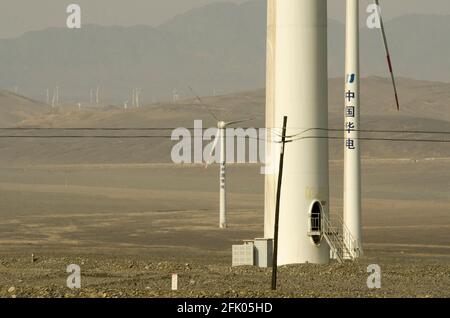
top-left (254, 238), bottom-right (273, 268)
top-left (232, 238), bottom-right (273, 268)
top-left (232, 241), bottom-right (254, 267)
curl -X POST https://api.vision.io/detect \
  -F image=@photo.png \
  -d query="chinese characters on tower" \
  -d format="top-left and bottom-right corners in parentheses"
top-left (345, 78), bottom-right (358, 150)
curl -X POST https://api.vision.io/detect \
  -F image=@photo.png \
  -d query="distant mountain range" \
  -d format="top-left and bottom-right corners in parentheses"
top-left (0, 0), bottom-right (449, 103)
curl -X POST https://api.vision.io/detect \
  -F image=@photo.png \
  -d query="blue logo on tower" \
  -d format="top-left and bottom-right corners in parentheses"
top-left (347, 73), bottom-right (356, 84)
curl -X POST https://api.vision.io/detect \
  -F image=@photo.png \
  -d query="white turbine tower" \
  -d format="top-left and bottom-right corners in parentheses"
top-left (265, 0), bottom-right (330, 265)
top-left (96, 87), bottom-right (99, 105)
top-left (343, 0), bottom-right (400, 260)
top-left (56, 86), bottom-right (59, 105)
top-left (51, 87), bottom-right (56, 108)
top-left (343, 0), bottom-right (362, 259)
top-left (172, 90), bottom-right (179, 102)
top-left (135, 88), bottom-right (140, 108)
top-left (189, 86), bottom-right (252, 229)
top-left (206, 119), bottom-right (253, 229)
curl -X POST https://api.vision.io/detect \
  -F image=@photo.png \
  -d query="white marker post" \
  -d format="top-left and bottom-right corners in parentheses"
top-left (343, 0), bottom-right (362, 259)
top-left (171, 273), bottom-right (178, 291)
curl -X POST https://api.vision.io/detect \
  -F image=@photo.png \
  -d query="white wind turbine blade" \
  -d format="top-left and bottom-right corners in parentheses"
top-left (188, 86), bottom-right (220, 122)
top-left (224, 118), bottom-right (255, 127)
top-left (205, 129), bottom-right (220, 168)
top-left (375, 0), bottom-right (400, 111)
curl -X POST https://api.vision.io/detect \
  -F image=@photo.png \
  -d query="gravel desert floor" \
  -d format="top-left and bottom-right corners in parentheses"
top-left (0, 161), bottom-right (448, 298)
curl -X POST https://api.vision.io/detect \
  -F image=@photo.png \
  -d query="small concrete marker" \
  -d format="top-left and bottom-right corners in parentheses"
top-left (171, 273), bottom-right (178, 291)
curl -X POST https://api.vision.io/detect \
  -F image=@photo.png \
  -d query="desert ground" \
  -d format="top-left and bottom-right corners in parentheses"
top-left (0, 160), bottom-right (448, 298)
top-left (0, 77), bottom-right (448, 298)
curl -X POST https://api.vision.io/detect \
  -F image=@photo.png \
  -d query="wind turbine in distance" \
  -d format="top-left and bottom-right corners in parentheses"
top-left (188, 86), bottom-right (253, 229)
top-left (135, 88), bottom-right (140, 108)
top-left (55, 86), bottom-right (60, 105)
top-left (51, 87), bottom-right (56, 108)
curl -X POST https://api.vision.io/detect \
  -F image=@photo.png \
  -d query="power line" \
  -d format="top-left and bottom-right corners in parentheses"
top-left (270, 127), bottom-right (450, 138)
top-left (0, 135), bottom-right (174, 139)
top-left (0, 134), bottom-right (448, 144)
top-left (287, 136), bottom-right (450, 144)
top-left (1, 127), bottom-right (450, 136)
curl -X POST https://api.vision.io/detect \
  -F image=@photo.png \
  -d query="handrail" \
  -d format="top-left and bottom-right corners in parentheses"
top-left (334, 214), bottom-right (361, 257)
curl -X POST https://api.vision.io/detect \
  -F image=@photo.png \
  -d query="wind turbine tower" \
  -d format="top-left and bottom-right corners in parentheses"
top-left (56, 86), bottom-right (60, 105)
top-left (207, 119), bottom-right (252, 229)
top-left (51, 87), bottom-right (56, 108)
top-left (132, 88), bottom-right (136, 107)
top-left (343, 0), bottom-right (362, 259)
top-left (190, 86), bottom-right (252, 229)
top-left (265, 0), bottom-right (330, 265)
top-left (135, 89), bottom-right (140, 108)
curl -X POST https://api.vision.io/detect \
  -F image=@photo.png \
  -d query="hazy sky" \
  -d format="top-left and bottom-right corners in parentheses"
top-left (1, 0), bottom-right (450, 39)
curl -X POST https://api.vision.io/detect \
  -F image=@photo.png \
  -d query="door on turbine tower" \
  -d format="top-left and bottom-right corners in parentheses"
top-left (308, 201), bottom-right (323, 245)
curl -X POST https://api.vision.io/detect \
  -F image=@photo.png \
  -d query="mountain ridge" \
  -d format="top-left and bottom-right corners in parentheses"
top-left (0, 0), bottom-right (448, 103)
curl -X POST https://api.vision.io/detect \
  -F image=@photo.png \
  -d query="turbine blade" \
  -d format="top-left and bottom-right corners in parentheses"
top-left (205, 129), bottom-right (220, 168)
top-left (188, 86), bottom-right (220, 121)
top-left (225, 118), bottom-right (255, 126)
top-left (375, 0), bottom-right (400, 111)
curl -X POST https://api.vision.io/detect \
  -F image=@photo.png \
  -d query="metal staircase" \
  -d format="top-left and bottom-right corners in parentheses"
top-left (309, 212), bottom-right (361, 263)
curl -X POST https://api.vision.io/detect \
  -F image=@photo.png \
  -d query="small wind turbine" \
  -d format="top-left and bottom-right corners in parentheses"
top-left (172, 90), bottom-right (179, 102)
top-left (55, 86), bottom-right (59, 105)
top-left (96, 87), bottom-right (99, 105)
top-left (135, 88), bottom-right (140, 108)
top-left (51, 88), bottom-right (56, 108)
top-left (132, 88), bottom-right (139, 107)
top-left (189, 86), bottom-right (253, 229)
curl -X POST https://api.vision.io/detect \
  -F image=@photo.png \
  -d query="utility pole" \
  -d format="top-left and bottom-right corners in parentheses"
top-left (271, 116), bottom-right (288, 291)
